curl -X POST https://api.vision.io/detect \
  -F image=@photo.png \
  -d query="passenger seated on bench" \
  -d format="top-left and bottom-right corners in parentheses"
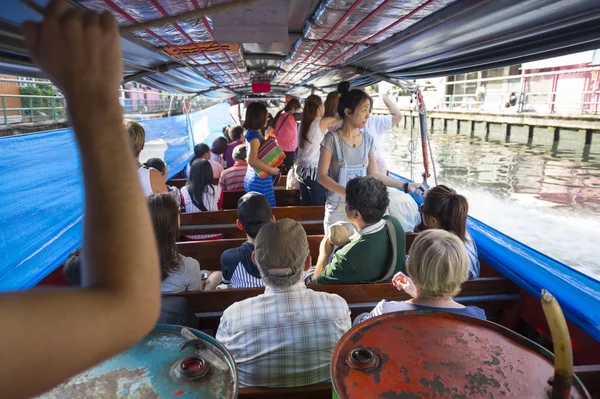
top-left (211, 136), bottom-right (228, 169)
top-left (187, 143), bottom-right (224, 179)
top-left (125, 120), bottom-right (168, 196)
top-left (62, 246), bottom-right (198, 327)
top-left (420, 185), bottom-right (480, 278)
top-left (219, 145), bottom-right (247, 192)
top-left (219, 192), bottom-right (272, 289)
top-left (181, 159), bottom-right (223, 240)
top-left (386, 187), bottom-right (421, 233)
top-left (216, 219), bottom-right (351, 388)
top-left (148, 193), bottom-right (222, 293)
top-left (313, 176), bottom-right (407, 284)
top-left (224, 126), bottom-right (245, 168)
top-left (143, 157), bottom-right (182, 206)
top-left (354, 229), bottom-right (486, 325)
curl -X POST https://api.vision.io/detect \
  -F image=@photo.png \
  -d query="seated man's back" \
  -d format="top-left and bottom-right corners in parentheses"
top-left (314, 176), bottom-right (407, 284)
top-left (216, 219), bottom-right (351, 388)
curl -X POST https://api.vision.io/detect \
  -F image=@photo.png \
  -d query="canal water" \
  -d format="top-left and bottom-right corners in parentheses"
top-left (379, 121), bottom-right (600, 281)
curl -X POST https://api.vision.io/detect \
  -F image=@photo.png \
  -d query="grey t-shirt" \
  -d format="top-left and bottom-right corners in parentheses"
top-left (161, 255), bottom-right (203, 294)
top-left (320, 131), bottom-right (375, 183)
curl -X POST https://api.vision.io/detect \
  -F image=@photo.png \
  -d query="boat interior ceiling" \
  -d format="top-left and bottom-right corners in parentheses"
top-left (1, 0), bottom-right (600, 99)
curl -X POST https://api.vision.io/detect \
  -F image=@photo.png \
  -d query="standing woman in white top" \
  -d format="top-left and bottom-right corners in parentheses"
top-left (148, 194), bottom-right (221, 293)
top-left (124, 120), bottom-right (167, 196)
top-left (317, 88), bottom-right (424, 234)
top-left (296, 95), bottom-right (341, 206)
top-left (181, 159), bottom-right (223, 240)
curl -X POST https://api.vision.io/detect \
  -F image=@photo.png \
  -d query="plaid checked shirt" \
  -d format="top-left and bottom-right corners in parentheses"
top-left (216, 281), bottom-right (351, 388)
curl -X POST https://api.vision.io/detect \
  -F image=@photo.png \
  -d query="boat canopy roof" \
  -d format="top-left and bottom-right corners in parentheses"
top-left (1, 0), bottom-right (600, 99)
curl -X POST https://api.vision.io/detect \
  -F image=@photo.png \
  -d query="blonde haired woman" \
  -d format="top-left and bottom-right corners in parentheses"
top-left (355, 229), bottom-right (486, 325)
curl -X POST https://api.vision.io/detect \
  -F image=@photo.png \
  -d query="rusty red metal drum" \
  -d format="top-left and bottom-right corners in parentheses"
top-left (37, 324), bottom-right (238, 398)
top-left (332, 311), bottom-right (590, 398)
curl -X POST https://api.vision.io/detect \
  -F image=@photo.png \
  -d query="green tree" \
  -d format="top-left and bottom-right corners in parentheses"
top-left (19, 83), bottom-right (58, 114)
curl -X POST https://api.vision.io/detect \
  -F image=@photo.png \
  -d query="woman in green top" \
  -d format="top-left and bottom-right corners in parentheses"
top-left (317, 86), bottom-right (424, 234)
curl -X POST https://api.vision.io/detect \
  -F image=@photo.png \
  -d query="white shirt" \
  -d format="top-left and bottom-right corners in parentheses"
top-left (359, 219), bottom-right (386, 236)
top-left (137, 167), bottom-right (153, 197)
top-left (385, 187), bottom-right (421, 233)
top-left (296, 118), bottom-right (324, 179)
top-left (216, 281), bottom-right (351, 388)
top-left (362, 115), bottom-right (393, 173)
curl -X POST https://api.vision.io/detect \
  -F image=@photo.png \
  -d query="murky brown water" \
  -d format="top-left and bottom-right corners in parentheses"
top-left (379, 122), bottom-right (600, 280)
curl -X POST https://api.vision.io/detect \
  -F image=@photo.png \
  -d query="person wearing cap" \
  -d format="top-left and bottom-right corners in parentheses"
top-left (313, 176), bottom-right (407, 284)
top-left (216, 219), bottom-right (351, 388)
top-left (219, 144), bottom-right (248, 192)
top-left (219, 192), bottom-right (273, 289)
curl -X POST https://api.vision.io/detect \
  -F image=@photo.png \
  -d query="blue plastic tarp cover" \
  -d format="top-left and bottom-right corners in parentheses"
top-left (0, 103), bottom-right (233, 291)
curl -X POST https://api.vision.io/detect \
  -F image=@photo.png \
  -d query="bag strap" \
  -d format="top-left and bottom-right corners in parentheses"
top-left (373, 219), bottom-right (398, 283)
top-left (274, 113), bottom-right (292, 137)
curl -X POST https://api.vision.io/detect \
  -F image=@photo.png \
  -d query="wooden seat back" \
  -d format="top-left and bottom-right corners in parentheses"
top-left (168, 175), bottom-right (287, 189)
top-left (177, 233), bottom-right (418, 270)
top-left (179, 206), bottom-right (326, 238)
top-left (223, 189), bottom-right (300, 209)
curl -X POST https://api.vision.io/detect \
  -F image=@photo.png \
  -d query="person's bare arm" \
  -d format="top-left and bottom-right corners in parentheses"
top-left (319, 116), bottom-right (342, 132)
top-left (367, 154), bottom-right (424, 193)
top-left (0, 3), bottom-right (160, 398)
top-left (317, 147), bottom-right (345, 195)
top-left (313, 235), bottom-right (334, 280)
top-left (149, 168), bottom-right (168, 193)
top-left (382, 93), bottom-right (402, 126)
top-left (247, 138), bottom-right (279, 175)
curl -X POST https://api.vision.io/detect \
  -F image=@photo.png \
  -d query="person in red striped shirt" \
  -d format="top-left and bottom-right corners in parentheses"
top-left (219, 144), bottom-right (248, 192)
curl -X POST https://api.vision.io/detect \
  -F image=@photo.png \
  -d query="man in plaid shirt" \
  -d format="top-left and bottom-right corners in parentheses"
top-left (216, 219), bottom-right (351, 388)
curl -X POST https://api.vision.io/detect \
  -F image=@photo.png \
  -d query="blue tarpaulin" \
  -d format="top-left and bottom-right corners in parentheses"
top-left (0, 103), bottom-right (233, 290)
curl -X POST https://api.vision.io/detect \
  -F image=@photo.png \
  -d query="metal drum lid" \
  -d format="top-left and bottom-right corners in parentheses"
top-left (37, 324), bottom-right (238, 398)
top-left (332, 311), bottom-right (589, 398)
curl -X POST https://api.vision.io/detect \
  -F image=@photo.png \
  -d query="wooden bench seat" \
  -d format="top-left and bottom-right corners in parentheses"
top-left (223, 190), bottom-right (300, 209)
top-left (168, 175), bottom-right (287, 189)
top-left (169, 277), bottom-right (520, 333)
top-left (179, 206), bottom-right (326, 238)
top-left (177, 233), bottom-right (419, 270)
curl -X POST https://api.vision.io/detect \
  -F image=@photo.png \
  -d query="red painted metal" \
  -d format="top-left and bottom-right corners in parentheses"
top-left (148, 0), bottom-right (235, 84)
top-left (332, 311), bottom-right (590, 398)
top-left (417, 89), bottom-right (431, 183)
top-left (303, 0), bottom-right (439, 83)
top-left (102, 0), bottom-right (223, 84)
top-left (278, 0), bottom-right (366, 85)
top-left (252, 82), bottom-right (271, 93)
top-left (192, 0), bottom-right (247, 85)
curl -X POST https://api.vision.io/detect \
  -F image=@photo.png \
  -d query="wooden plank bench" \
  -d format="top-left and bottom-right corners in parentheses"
top-left (168, 175), bottom-right (287, 189)
top-left (177, 233), bottom-right (419, 270)
top-left (179, 206), bottom-right (326, 238)
top-left (170, 277), bottom-right (521, 334)
top-left (223, 189), bottom-right (300, 209)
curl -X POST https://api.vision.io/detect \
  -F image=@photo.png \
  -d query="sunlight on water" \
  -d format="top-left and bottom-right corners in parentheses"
top-left (379, 122), bottom-right (600, 281)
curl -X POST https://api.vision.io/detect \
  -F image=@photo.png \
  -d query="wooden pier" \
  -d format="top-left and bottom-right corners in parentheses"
top-left (390, 109), bottom-right (600, 145)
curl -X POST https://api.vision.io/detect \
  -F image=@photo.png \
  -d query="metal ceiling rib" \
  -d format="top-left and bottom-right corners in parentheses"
top-left (1, 0), bottom-right (600, 99)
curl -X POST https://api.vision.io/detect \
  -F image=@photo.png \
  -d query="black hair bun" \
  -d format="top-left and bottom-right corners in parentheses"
top-left (337, 81), bottom-right (350, 94)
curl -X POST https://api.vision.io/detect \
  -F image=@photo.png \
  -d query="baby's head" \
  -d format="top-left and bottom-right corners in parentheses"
top-left (329, 221), bottom-right (356, 247)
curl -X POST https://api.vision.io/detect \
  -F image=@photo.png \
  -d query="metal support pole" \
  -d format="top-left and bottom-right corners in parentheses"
top-left (470, 120), bottom-right (476, 136)
top-left (29, 97), bottom-right (33, 122)
top-left (1, 96), bottom-right (6, 124)
top-left (506, 124), bottom-right (512, 140)
top-left (51, 97), bottom-right (56, 121)
top-left (585, 129), bottom-right (593, 145)
top-left (443, 118), bottom-right (448, 133)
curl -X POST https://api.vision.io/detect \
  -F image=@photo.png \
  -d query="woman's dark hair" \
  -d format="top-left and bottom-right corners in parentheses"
top-left (211, 137), bottom-right (228, 155)
top-left (323, 92), bottom-right (340, 118)
top-left (230, 126), bottom-right (245, 141)
top-left (222, 125), bottom-right (232, 142)
top-left (346, 176), bottom-right (390, 224)
top-left (337, 81), bottom-right (350, 94)
top-left (190, 143), bottom-right (210, 168)
top-left (244, 102), bottom-right (268, 130)
top-left (299, 95), bottom-right (322, 149)
top-left (422, 185), bottom-right (469, 242)
top-left (187, 159), bottom-right (215, 212)
top-left (274, 98), bottom-right (301, 127)
top-left (63, 247), bottom-right (81, 286)
top-left (147, 193), bottom-right (181, 281)
top-left (338, 87), bottom-right (372, 119)
top-left (143, 158), bottom-right (166, 175)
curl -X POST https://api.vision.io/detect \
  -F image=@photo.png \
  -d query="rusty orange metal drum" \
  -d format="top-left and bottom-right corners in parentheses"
top-left (331, 311), bottom-right (590, 398)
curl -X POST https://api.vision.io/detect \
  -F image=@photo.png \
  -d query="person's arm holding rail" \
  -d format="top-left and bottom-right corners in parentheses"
top-left (0, 2), bottom-right (161, 397)
top-left (367, 153), bottom-right (424, 193)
